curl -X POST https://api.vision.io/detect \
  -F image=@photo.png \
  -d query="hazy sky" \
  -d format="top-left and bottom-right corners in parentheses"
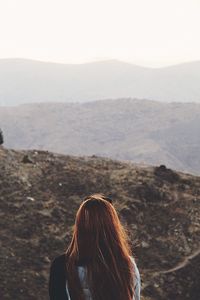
top-left (0, 0), bottom-right (200, 67)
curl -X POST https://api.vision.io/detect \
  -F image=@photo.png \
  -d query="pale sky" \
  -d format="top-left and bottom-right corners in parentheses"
top-left (0, 0), bottom-right (200, 67)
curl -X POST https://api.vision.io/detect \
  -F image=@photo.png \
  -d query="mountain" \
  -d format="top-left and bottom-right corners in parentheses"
top-left (1, 99), bottom-right (200, 174)
top-left (0, 58), bottom-right (200, 105)
top-left (0, 147), bottom-right (200, 300)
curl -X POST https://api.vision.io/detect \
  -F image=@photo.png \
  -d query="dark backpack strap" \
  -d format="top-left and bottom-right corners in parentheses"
top-left (49, 254), bottom-right (69, 300)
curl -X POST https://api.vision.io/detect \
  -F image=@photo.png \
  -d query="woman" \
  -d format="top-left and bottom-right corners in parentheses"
top-left (49, 193), bottom-right (141, 300)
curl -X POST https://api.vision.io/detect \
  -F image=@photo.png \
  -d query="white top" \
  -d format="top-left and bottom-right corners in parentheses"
top-left (66, 256), bottom-right (141, 300)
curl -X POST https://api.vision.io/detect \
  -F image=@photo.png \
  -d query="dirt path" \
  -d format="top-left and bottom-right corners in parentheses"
top-left (160, 248), bottom-right (200, 274)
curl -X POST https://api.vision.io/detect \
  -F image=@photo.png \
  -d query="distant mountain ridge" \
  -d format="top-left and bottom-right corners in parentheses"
top-left (1, 98), bottom-right (200, 174)
top-left (0, 58), bottom-right (200, 105)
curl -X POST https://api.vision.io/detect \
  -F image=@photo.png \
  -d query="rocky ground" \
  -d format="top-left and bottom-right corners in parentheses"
top-left (0, 146), bottom-right (200, 300)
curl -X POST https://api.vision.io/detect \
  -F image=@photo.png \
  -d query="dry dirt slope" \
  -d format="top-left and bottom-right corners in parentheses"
top-left (0, 147), bottom-right (200, 300)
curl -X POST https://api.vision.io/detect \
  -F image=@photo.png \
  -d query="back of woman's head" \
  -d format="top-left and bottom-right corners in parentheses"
top-left (65, 193), bottom-right (135, 300)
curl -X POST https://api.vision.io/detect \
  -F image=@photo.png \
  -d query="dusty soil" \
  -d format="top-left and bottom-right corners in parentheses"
top-left (0, 147), bottom-right (200, 300)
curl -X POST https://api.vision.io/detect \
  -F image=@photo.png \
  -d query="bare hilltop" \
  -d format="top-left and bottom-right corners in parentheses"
top-left (1, 146), bottom-right (200, 300)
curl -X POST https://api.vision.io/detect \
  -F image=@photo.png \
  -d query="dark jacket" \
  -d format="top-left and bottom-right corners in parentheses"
top-left (49, 254), bottom-right (69, 300)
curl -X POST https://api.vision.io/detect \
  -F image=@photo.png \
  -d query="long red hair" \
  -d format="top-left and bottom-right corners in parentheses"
top-left (65, 193), bottom-right (135, 300)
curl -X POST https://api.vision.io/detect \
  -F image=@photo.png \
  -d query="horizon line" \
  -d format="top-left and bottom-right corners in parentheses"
top-left (0, 57), bottom-right (200, 69)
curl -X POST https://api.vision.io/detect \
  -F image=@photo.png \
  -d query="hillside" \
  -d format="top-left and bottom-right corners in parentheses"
top-left (0, 146), bottom-right (200, 300)
top-left (0, 59), bottom-right (200, 105)
top-left (1, 99), bottom-right (200, 174)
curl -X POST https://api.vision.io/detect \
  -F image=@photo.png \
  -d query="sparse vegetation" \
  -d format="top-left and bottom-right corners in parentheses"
top-left (0, 148), bottom-right (200, 300)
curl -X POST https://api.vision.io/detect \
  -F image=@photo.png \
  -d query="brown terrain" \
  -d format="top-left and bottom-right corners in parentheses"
top-left (0, 146), bottom-right (200, 300)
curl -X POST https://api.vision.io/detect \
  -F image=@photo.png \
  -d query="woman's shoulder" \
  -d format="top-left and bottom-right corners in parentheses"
top-left (50, 253), bottom-right (67, 273)
top-left (52, 253), bottom-right (66, 261)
